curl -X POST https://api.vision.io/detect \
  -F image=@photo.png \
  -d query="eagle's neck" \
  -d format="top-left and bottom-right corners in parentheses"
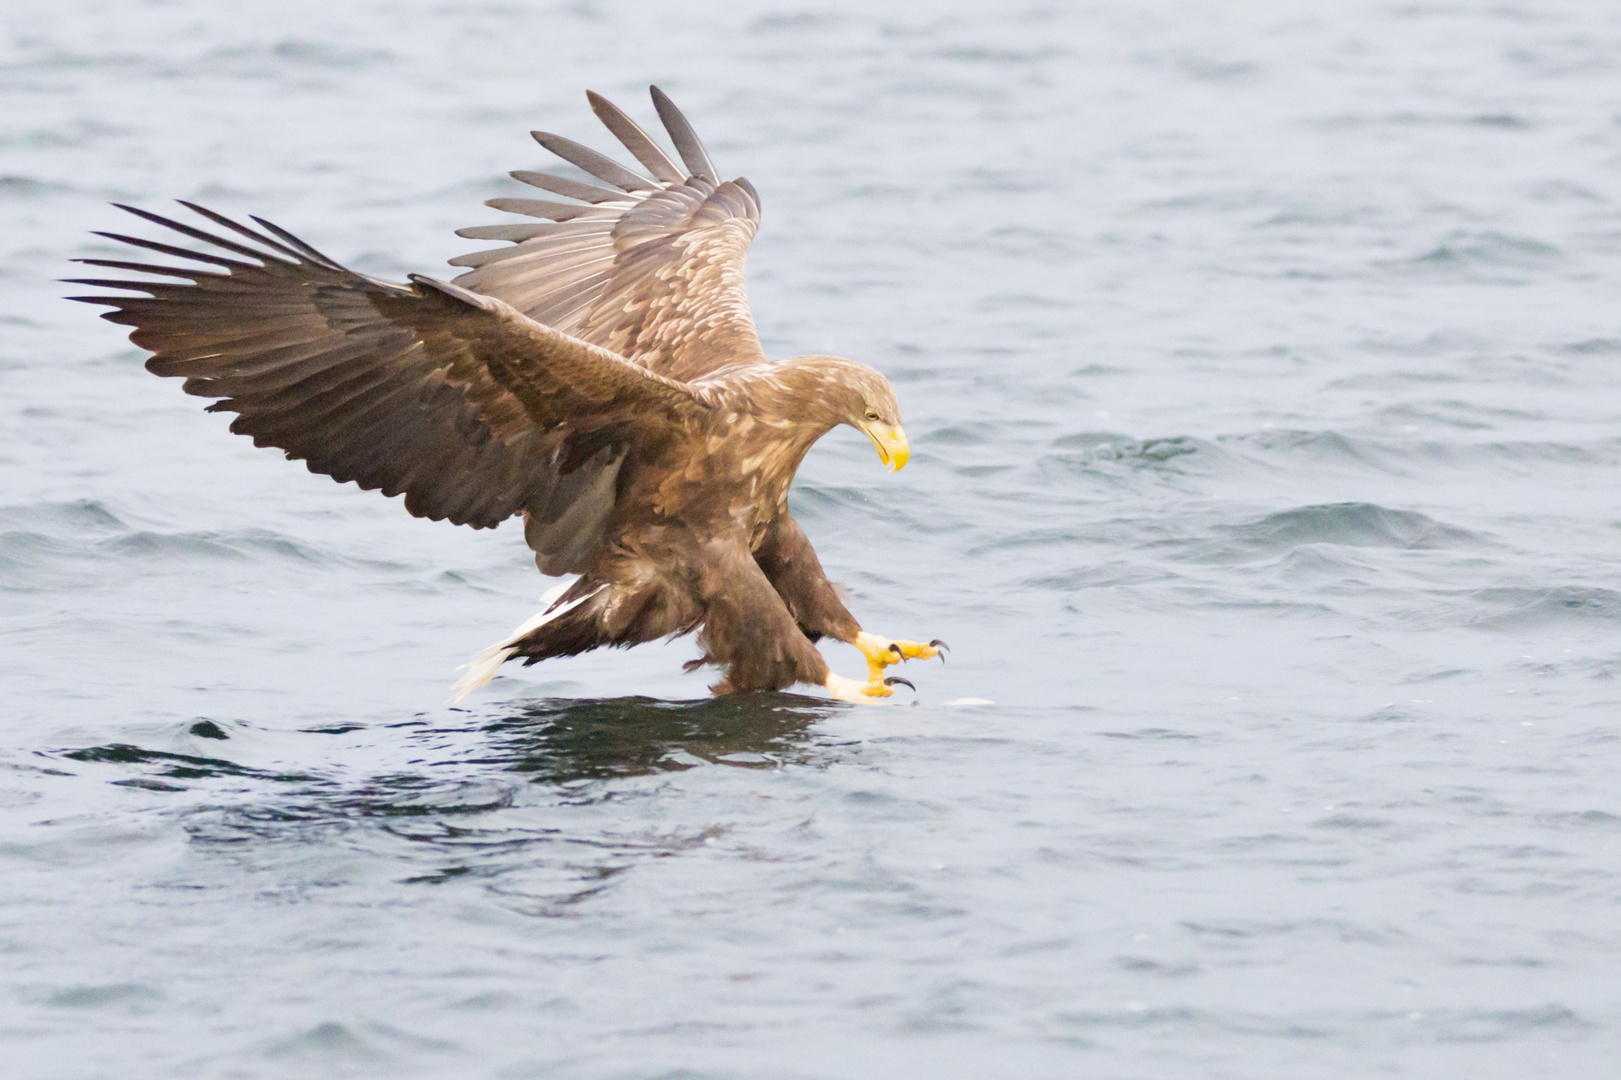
top-left (723, 356), bottom-right (860, 436)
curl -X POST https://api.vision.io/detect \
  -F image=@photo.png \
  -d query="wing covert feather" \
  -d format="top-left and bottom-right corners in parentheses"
top-left (453, 86), bottom-right (767, 381)
top-left (71, 205), bottom-right (710, 572)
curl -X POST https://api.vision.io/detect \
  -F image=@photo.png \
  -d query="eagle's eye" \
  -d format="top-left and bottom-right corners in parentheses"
top-left (864, 408), bottom-right (880, 421)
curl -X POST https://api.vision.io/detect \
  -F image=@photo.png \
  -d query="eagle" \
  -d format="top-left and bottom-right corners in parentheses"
top-left (70, 87), bottom-right (944, 703)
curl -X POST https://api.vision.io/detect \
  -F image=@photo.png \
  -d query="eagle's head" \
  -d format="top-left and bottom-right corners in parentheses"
top-left (787, 355), bottom-right (909, 471)
top-left (847, 366), bottom-right (909, 472)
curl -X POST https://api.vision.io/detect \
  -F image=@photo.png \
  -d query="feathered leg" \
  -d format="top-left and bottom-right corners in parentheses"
top-left (689, 539), bottom-right (835, 695)
top-left (752, 514), bottom-right (944, 698)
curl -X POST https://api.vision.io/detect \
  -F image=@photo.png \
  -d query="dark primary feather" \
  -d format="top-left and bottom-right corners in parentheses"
top-left (650, 84), bottom-right (718, 183)
top-left (69, 204), bottom-right (710, 573)
top-left (530, 132), bottom-right (658, 194)
top-left (452, 87), bottom-right (766, 383)
top-left (508, 169), bottom-right (629, 204)
top-left (586, 89), bottom-right (685, 183)
top-left (482, 198), bottom-right (617, 223)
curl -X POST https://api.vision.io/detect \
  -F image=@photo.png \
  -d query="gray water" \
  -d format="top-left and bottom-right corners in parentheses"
top-left (3, 1), bottom-right (1620, 1076)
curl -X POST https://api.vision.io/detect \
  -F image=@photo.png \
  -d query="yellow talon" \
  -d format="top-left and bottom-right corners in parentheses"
top-left (824, 672), bottom-right (893, 703)
top-left (855, 631), bottom-right (946, 682)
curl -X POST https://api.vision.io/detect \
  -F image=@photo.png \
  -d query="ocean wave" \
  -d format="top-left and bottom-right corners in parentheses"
top-left (1458, 586), bottom-right (1621, 629)
top-left (1224, 503), bottom-right (1479, 551)
top-left (105, 529), bottom-right (325, 563)
top-left (0, 498), bottom-right (127, 533)
top-left (1388, 229), bottom-right (1564, 279)
top-left (0, 506), bottom-right (403, 592)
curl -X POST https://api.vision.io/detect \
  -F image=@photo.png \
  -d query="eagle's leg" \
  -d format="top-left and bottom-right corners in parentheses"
top-left (693, 539), bottom-right (851, 697)
top-left (854, 632), bottom-right (946, 683)
top-left (752, 514), bottom-right (940, 700)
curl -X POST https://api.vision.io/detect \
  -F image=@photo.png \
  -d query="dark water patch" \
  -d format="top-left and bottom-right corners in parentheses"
top-left (979, 290), bottom-right (1073, 312)
top-left (1463, 586), bottom-right (1621, 629)
top-left (1308, 110), bottom-right (1534, 131)
top-left (972, 224), bottom-right (1079, 261)
top-left (926, 421), bottom-right (1003, 445)
top-left (0, 498), bottom-right (126, 533)
top-left (0, 175), bottom-right (73, 198)
top-left (1397, 230), bottom-right (1563, 274)
top-left (1223, 503), bottom-right (1477, 553)
top-left (1042, 434), bottom-right (1214, 488)
top-left (966, 525), bottom-right (1116, 560)
top-left (1429, 1005), bottom-right (1590, 1043)
top-left (466, 694), bottom-right (837, 785)
top-left (0, 531), bottom-right (77, 586)
top-left (0, 116), bottom-right (132, 149)
top-left (1024, 560), bottom-right (1177, 591)
top-left (1182, 918), bottom-right (1400, 946)
top-left (1043, 1003), bottom-right (1203, 1038)
top-left (1536, 809), bottom-right (1621, 831)
top-left (1373, 399), bottom-right (1543, 431)
top-left (1221, 429), bottom-right (1399, 474)
top-left (112, 778), bottom-right (188, 792)
top-left (256, 1020), bottom-right (454, 1066)
top-left (1268, 543), bottom-right (1389, 584)
top-left (749, 11), bottom-right (850, 34)
top-left (1096, 728), bottom-right (1201, 742)
top-left (1218, 431), bottom-right (1611, 482)
top-left (334, 776), bottom-right (515, 820)
top-left (59, 743), bottom-right (320, 786)
top-left (104, 528), bottom-right (326, 564)
top-left (1326, 370), bottom-right (1467, 390)
top-left (1455, 438), bottom-right (1620, 470)
top-left (43, 982), bottom-right (163, 1010)
top-left (1114, 955), bottom-right (1200, 977)
top-left (1452, 954), bottom-right (1552, 969)
top-left (931, 44), bottom-right (1067, 65)
top-left (197, 40), bottom-right (397, 76)
top-left (1313, 813), bottom-right (1394, 831)
top-left (0, 520), bottom-right (417, 579)
top-left (1050, 432), bottom-right (1203, 465)
top-left (1557, 336), bottom-right (1621, 355)
top-left (1254, 202), bottom-right (1381, 229)
top-left (953, 463), bottom-right (1015, 479)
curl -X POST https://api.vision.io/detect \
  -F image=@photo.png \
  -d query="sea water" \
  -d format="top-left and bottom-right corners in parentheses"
top-left (2, 2), bottom-right (1619, 1076)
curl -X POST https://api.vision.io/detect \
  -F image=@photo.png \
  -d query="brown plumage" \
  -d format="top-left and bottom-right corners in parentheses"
top-left (69, 87), bottom-right (943, 702)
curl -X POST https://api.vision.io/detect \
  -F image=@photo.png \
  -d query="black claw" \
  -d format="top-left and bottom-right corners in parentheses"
top-left (930, 639), bottom-right (949, 663)
top-left (884, 676), bottom-right (916, 692)
top-left (888, 642), bottom-right (902, 657)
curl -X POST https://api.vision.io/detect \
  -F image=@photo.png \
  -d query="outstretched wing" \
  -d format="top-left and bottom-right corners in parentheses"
top-left (69, 203), bottom-right (710, 574)
top-left (450, 86), bottom-right (767, 382)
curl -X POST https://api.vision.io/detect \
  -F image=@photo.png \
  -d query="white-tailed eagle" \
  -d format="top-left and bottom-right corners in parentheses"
top-left (70, 87), bottom-right (943, 702)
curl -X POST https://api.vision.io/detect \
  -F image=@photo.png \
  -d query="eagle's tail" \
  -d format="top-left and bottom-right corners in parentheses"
top-left (450, 580), bottom-right (606, 702)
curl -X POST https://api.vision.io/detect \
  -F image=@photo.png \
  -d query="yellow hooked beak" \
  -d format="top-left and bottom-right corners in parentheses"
top-left (858, 422), bottom-right (910, 471)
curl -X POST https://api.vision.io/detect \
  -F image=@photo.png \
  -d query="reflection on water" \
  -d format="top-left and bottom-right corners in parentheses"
top-left (58, 694), bottom-right (839, 796)
top-left (55, 695), bottom-right (843, 921)
top-left (472, 693), bottom-right (838, 783)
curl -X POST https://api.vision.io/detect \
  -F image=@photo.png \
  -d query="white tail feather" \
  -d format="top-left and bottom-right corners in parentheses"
top-left (449, 580), bottom-right (605, 703)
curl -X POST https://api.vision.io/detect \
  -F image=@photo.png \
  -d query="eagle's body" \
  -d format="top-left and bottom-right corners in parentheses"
top-left (71, 88), bottom-right (942, 701)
